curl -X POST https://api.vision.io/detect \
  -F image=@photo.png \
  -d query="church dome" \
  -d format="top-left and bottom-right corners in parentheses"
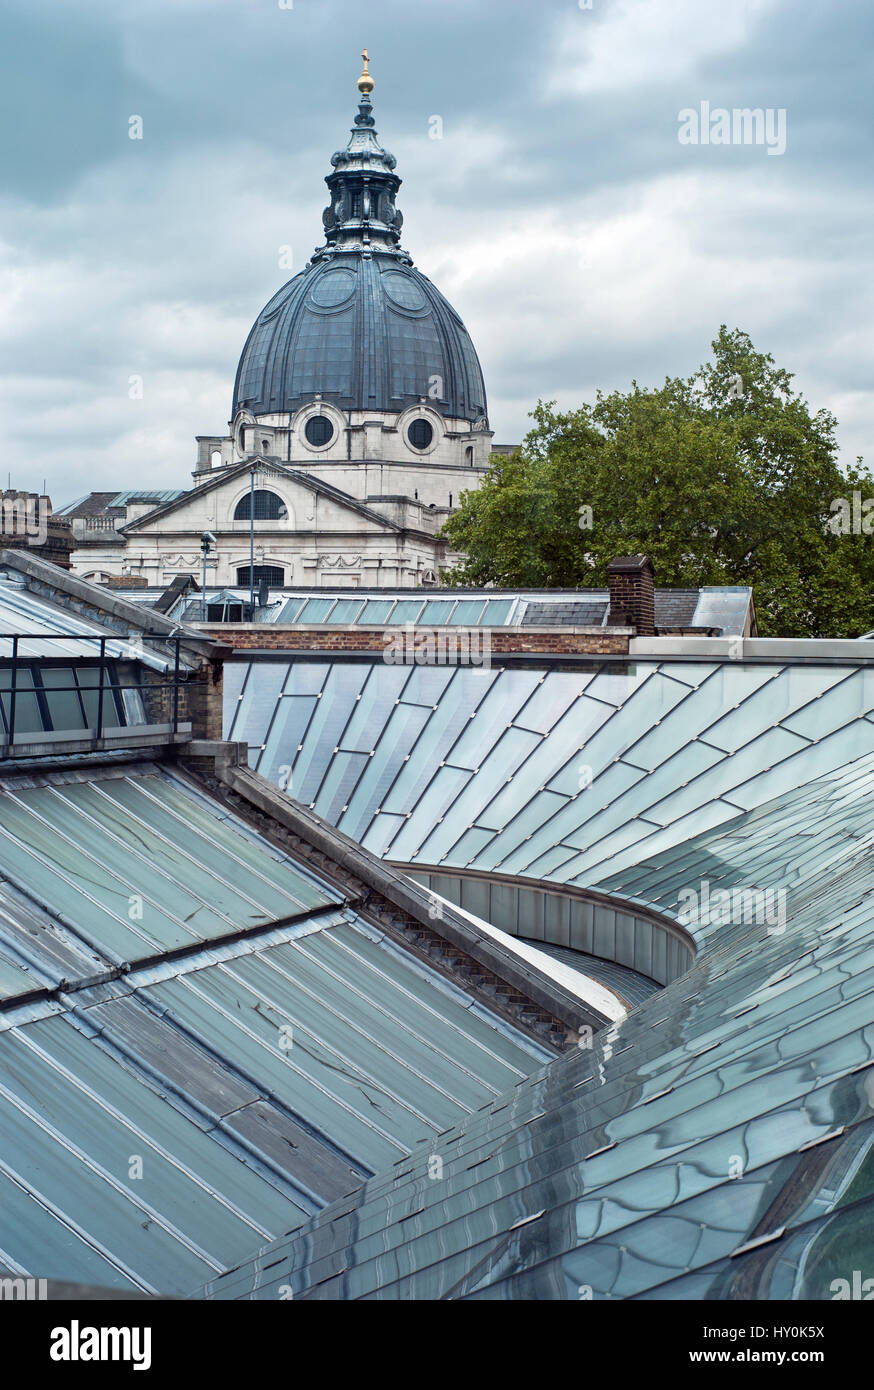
top-left (233, 254), bottom-right (487, 422)
top-left (232, 58), bottom-right (487, 425)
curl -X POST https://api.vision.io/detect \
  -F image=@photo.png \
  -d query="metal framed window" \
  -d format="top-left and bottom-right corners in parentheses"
top-left (233, 491), bottom-right (288, 521)
top-left (407, 418), bottom-right (433, 450)
top-left (0, 662), bottom-right (125, 738)
top-left (304, 415), bottom-right (334, 447)
top-left (236, 565), bottom-right (285, 588)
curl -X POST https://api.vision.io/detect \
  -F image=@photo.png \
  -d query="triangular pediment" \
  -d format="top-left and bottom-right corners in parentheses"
top-left (121, 458), bottom-right (403, 536)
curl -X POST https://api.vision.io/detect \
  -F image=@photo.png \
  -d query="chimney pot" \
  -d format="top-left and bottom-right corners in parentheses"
top-left (607, 554), bottom-right (655, 635)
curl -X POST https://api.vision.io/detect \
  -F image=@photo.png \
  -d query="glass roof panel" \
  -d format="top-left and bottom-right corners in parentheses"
top-left (383, 599), bottom-right (425, 625)
top-left (481, 599), bottom-right (513, 626)
top-left (286, 662), bottom-right (371, 805)
top-left (338, 702), bottom-right (433, 840)
top-left (277, 597), bottom-right (307, 623)
top-left (359, 600), bottom-right (394, 624)
top-left (257, 694), bottom-right (318, 784)
top-left (232, 661), bottom-right (288, 748)
top-left (448, 601), bottom-right (486, 625)
top-left (420, 600), bottom-right (455, 625)
top-left (324, 597), bottom-right (366, 625)
top-left (338, 665), bottom-right (408, 750)
top-left (296, 598), bottom-right (336, 624)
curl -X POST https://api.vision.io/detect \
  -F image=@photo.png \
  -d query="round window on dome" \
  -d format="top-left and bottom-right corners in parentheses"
top-left (407, 418), bottom-right (433, 451)
top-left (304, 414), bottom-right (334, 447)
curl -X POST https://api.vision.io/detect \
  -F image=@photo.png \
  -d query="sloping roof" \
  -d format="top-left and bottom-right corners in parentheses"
top-left (516, 939), bottom-right (660, 1008)
top-left (653, 588), bottom-right (700, 627)
top-left (109, 490), bottom-right (185, 508)
top-left (521, 589), bottom-right (746, 632)
top-left (56, 491), bottom-right (184, 519)
top-left (224, 653), bottom-right (874, 880)
top-left (151, 574), bottom-right (199, 616)
top-left (521, 600), bottom-right (608, 626)
top-left (0, 570), bottom-right (158, 664)
top-left (202, 749), bottom-right (874, 1300)
top-left (0, 761), bottom-right (553, 1294)
top-left (200, 653), bottom-right (874, 1299)
top-left (0, 548), bottom-right (224, 670)
top-left (55, 494), bottom-right (123, 519)
top-left (128, 584), bottom-right (754, 636)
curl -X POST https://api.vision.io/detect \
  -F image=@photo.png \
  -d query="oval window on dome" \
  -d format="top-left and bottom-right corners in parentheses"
top-left (407, 418), bottom-right (434, 451)
top-left (382, 271), bottom-right (428, 312)
top-left (309, 269), bottom-right (357, 308)
top-left (305, 414), bottom-right (334, 447)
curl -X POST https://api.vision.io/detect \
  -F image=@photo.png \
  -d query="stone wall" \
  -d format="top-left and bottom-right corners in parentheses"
top-left (0, 493), bottom-right (74, 570)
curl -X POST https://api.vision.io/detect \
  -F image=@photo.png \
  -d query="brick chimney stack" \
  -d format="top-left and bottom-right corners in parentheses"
top-left (607, 555), bottom-right (655, 635)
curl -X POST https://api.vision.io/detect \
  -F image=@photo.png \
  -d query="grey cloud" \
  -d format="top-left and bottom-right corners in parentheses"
top-left (0, 0), bottom-right (871, 500)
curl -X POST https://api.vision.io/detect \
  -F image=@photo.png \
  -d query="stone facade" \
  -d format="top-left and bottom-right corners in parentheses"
top-left (71, 454), bottom-right (483, 589)
top-left (194, 403), bottom-right (492, 489)
top-left (67, 74), bottom-right (494, 592)
top-left (1, 492), bottom-right (74, 570)
top-left (70, 419), bottom-right (490, 586)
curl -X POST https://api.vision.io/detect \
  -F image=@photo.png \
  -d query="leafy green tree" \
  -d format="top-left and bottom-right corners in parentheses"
top-left (441, 327), bottom-right (874, 637)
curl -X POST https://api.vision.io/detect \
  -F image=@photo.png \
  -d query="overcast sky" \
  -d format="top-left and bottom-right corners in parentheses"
top-left (1, 0), bottom-right (872, 505)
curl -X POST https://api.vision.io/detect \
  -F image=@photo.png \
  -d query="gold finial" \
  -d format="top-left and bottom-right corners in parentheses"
top-left (357, 48), bottom-right (374, 95)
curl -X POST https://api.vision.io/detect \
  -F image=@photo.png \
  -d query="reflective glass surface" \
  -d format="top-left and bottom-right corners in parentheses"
top-left (0, 764), bottom-right (549, 1294)
top-left (204, 653), bottom-right (874, 1300)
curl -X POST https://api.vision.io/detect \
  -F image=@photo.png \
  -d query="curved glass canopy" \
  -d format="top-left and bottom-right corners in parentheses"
top-left (207, 649), bottom-right (874, 1299)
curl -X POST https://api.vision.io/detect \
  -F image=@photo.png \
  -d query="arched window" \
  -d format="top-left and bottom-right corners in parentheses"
top-left (233, 490), bottom-right (288, 521)
top-left (464, 446), bottom-right (474, 465)
top-left (210, 449), bottom-right (222, 468)
top-left (237, 565), bottom-right (285, 588)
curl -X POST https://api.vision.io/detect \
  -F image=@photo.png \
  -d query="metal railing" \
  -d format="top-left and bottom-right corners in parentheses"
top-left (0, 633), bottom-right (190, 753)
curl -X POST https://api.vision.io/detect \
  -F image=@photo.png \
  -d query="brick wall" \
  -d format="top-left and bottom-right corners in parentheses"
top-left (607, 556), bottom-right (655, 636)
top-left (138, 658), bottom-right (224, 740)
top-left (201, 627), bottom-right (631, 656)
